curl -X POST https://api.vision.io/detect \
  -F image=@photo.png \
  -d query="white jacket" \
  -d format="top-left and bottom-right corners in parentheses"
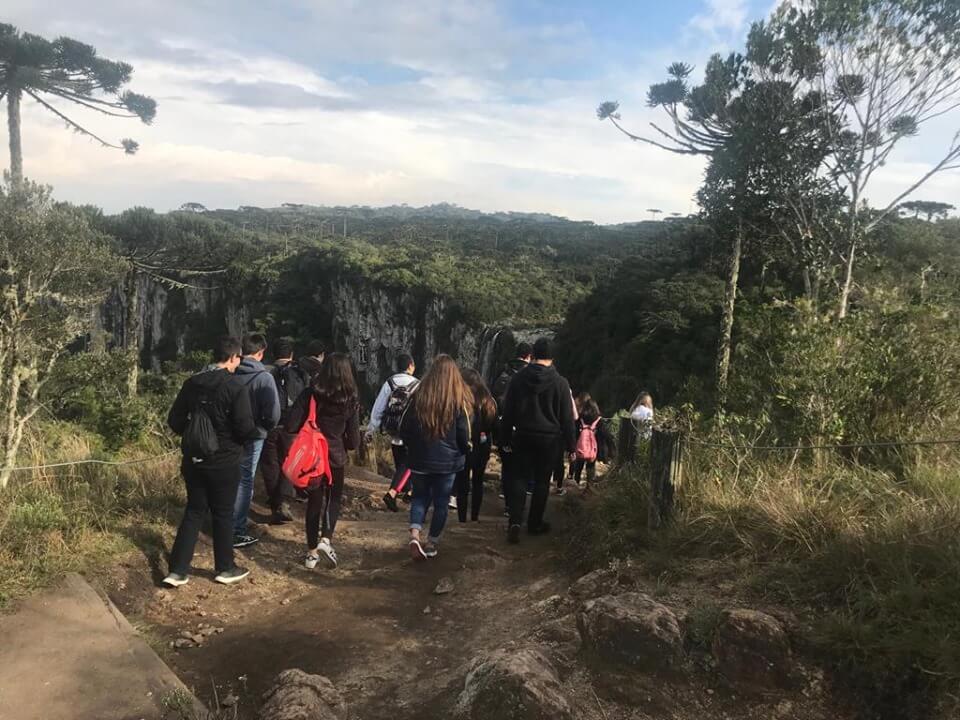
top-left (369, 372), bottom-right (419, 444)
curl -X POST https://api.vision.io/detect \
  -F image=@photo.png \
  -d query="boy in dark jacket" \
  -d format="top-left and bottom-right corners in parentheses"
top-left (492, 342), bottom-right (532, 506)
top-left (261, 337), bottom-right (307, 523)
top-left (500, 338), bottom-right (576, 543)
top-left (231, 333), bottom-right (281, 547)
top-left (164, 337), bottom-right (257, 587)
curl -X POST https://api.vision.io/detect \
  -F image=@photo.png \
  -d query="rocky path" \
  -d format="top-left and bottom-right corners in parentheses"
top-left (105, 468), bottom-right (840, 720)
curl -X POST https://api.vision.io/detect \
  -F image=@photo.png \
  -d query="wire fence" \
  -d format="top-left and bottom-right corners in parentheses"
top-left (3, 450), bottom-right (179, 474)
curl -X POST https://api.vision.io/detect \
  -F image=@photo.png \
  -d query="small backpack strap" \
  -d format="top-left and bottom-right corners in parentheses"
top-left (307, 394), bottom-right (318, 426)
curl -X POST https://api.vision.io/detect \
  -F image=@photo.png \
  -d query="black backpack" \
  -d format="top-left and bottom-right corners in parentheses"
top-left (381, 375), bottom-right (419, 436)
top-left (272, 362), bottom-right (308, 410)
top-left (492, 365), bottom-right (520, 412)
top-left (182, 375), bottom-right (225, 464)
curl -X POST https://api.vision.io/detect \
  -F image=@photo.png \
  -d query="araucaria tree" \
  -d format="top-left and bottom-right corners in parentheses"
top-left (0, 181), bottom-right (121, 488)
top-left (598, 0), bottom-right (960, 401)
top-left (753, 0), bottom-right (960, 319)
top-left (0, 24), bottom-right (156, 185)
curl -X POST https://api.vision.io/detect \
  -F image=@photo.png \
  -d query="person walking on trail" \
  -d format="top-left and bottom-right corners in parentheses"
top-left (285, 353), bottom-right (360, 570)
top-left (492, 342), bottom-right (533, 508)
top-left (571, 394), bottom-right (603, 487)
top-left (399, 354), bottom-right (472, 560)
top-left (554, 389), bottom-right (580, 496)
top-left (231, 333), bottom-right (281, 548)
top-left (163, 337), bottom-right (257, 588)
top-left (500, 338), bottom-right (577, 544)
top-left (455, 368), bottom-right (497, 522)
top-left (261, 337), bottom-right (307, 524)
top-left (630, 391), bottom-right (654, 439)
top-left (367, 353), bottom-right (419, 513)
top-left (298, 340), bottom-right (326, 382)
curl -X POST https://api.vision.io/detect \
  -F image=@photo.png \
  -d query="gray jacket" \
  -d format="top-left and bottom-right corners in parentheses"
top-left (233, 358), bottom-right (281, 438)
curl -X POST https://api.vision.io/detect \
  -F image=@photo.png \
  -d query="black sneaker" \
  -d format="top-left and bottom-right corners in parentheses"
top-left (508, 524), bottom-right (521, 544)
top-left (162, 573), bottom-right (189, 588)
top-left (214, 566), bottom-right (250, 585)
top-left (272, 503), bottom-right (294, 524)
top-left (233, 534), bottom-right (259, 548)
top-left (528, 522), bottom-right (552, 536)
top-left (382, 492), bottom-right (399, 513)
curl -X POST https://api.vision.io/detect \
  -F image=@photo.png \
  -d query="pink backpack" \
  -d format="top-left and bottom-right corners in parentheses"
top-left (575, 418), bottom-right (601, 462)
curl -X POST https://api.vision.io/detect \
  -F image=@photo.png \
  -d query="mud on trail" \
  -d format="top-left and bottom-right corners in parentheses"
top-left (104, 468), bottom-right (840, 720)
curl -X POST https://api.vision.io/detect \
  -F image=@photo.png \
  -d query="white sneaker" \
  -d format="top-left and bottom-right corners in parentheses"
top-left (448, 496), bottom-right (458, 509)
top-left (305, 551), bottom-right (320, 569)
top-left (317, 538), bottom-right (338, 568)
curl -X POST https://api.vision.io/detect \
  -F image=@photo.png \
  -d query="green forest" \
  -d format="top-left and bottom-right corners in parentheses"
top-left (2, 1), bottom-right (960, 718)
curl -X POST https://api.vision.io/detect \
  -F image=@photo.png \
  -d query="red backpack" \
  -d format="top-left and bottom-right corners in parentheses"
top-left (282, 396), bottom-right (332, 489)
top-left (575, 418), bottom-right (601, 462)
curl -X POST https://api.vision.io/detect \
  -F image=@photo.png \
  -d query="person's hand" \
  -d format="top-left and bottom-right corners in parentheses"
top-left (364, 428), bottom-right (375, 444)
top-left (569, 452), bottom-right (578, 463)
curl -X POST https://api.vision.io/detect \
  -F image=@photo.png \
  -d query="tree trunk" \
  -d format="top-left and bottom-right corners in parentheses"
top-left (837, 236), bottom-right (857, 320)
top-left (715, 226), bottom-right (742, 408)
top-left (7, 88), bottom-right (23, 188)
top-left (124, 268), bottom-right (140, 398)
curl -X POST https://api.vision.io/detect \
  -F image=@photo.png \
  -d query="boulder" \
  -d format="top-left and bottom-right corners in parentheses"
top-left (454, 647), bottom-right (573, 720)
top-left (568, 569), bottom-right (619, 602)
top-left (712, 609), bottom-right (793, 693)
top-left (578, 593), bottom-right (682, 671)
top-left (259, 669), bottom-right (347, 720)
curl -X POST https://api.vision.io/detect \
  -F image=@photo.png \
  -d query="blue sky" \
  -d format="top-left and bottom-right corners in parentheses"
top-left (4, 0), bottom-right (958, 223)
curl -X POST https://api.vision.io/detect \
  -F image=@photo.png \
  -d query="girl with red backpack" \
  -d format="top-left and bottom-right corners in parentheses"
top-left (284, 353), bottom-right (360, 569)
top-left (571, 396), bottom-right (602, 487)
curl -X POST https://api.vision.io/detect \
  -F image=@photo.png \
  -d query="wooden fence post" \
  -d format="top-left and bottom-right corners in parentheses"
top-left (648, 428), bottom-right (683, 528)
top-left (617, 419), bottom-right (638, 466)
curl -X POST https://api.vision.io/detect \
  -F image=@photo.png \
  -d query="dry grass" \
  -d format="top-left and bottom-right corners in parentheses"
top-left (566, 442), bottom-right (960, 719)
top-left (0, 421), bottom-right (181, 608)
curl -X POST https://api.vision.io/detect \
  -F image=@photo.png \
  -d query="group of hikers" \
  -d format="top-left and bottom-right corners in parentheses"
top-left (161, 333), bottom-right (652, 588)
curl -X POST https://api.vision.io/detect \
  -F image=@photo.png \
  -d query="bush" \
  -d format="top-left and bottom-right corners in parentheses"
top-left (566, 433), bottom-right (960, 718)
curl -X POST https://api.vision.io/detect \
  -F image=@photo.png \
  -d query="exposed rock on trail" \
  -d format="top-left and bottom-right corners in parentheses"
top-left (712, 608), bottom-right (794, 693)
top-left (578, 592), bottom-right (683, 671)
top-left (259, 669), bottom-right (347, 720)
top-left (454, 646), bottom-right (573, 720)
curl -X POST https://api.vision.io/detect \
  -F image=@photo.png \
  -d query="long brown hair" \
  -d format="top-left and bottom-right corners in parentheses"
top-left (461, 367), bottom-right (496, 427)
top-left (414, 355), bottom-right (473, 440)
top-left (575, 391), bottom-right (593, 415)
top-left (311, 353), bottom-right (358, 409)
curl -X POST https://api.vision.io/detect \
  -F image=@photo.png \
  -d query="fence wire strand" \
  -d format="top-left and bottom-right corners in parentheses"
top-left (4, 450), bottom-right (179, 473)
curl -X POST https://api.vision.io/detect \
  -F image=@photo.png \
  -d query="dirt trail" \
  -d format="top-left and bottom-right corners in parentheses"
top-left (108, 469), bottom-right (580, 719)
top-left (105, 468), bottom-right (839, 720)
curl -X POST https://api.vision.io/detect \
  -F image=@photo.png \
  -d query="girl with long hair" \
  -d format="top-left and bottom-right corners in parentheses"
top-left (399, 354), bottom-right (473, 559)
top-left (571, 395), bottom-right (602, 486)
top-left (285, 353), bottom-right (360, 569)
top-left (455, 368), bottom-right (497, 522)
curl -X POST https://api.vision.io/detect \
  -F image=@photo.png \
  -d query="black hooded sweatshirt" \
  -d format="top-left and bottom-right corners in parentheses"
top-left (500, 363), bottom-right (577, 452)
top-left (167, 368), bottom-right (258, 470)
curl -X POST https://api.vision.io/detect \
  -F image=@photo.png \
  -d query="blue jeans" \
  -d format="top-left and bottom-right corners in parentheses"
top-left (233, 438), bottom-right (264, 535)
top-left (409, 472), bottom-right (457, 542)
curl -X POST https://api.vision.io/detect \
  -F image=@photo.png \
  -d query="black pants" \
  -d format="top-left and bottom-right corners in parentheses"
top-left (553, 454), bottom-right (567, 489)
top-left (260, 427), bottom-right (295, 510)
top-left (499, 448), bottom-right (513, 499)
top-left (169, 462), bottom-right (239, 576)
top-left (571, 458), bottom-right (596, 484)
top-left (388, 444), bottom-right (411, 494)
top-left (306, 465), bottom-right (346, 548)
top-left (456, 445), bottom-right (491, 522)
top-left (509, 435), bottom-right (561, 530)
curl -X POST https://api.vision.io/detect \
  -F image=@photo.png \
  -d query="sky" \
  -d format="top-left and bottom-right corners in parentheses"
top-left (4, 0), bottom-right (959, 224)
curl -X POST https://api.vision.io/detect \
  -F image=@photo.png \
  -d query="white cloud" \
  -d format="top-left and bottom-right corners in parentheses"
top-left (689, 0), bottom-right (749, 37)
top-left (2, 0), bottom-right (956, 224)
